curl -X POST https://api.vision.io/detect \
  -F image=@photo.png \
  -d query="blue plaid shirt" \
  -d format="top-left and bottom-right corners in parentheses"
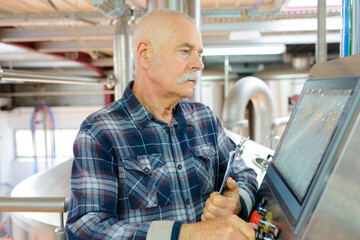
top-left (65, 81), bottom-right (257, 240)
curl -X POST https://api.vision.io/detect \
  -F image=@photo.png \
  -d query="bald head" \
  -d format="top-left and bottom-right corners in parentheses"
top-left (132, 9), bottom-right (198, 69)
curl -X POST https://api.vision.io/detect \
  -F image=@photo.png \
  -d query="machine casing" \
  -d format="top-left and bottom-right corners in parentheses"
top-left (256, 54), bottom-right (360, 240)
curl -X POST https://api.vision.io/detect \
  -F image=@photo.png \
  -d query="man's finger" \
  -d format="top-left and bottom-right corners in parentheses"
top-left (226, 177), bottom-right (239, 191)
top-left (249, 222), bottom-right (258, 230)
top-left (210, 192), bottom-right (228, 207)
top-left (237, 221), bottom-right (256, 240)
top-left (223, 177), bottom-right (239, 199)
top-left (202, 209), bottom-right (217, 220)
top-left (206, 204), bottom-right (228, 216)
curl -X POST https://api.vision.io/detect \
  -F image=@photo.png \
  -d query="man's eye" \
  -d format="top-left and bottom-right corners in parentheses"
top-left (179, 50), bottom-right (190, 55)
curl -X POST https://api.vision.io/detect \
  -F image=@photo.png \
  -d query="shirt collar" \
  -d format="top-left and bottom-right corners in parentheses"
top-left (173, 104), bottom-right (192, 133)
top-left (122, 80), bottom-right (194, 130)
top-left (122, 80), bottom-right (153, 129)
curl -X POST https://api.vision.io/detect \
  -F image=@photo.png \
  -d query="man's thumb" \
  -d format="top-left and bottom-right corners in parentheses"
top-left (226, 177), bottom-right (239, 194)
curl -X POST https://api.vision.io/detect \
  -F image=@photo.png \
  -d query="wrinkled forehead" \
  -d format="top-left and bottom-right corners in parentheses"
top-left (156, 16), bottom-right (202, 49)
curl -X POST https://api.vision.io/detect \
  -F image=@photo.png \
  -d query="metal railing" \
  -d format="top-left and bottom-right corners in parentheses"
top-left (0, 66), bottom-right (115, 88)
top-left (0, 197), bottom-right (69, 240)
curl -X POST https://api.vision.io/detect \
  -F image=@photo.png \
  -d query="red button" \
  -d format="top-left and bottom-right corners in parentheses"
top-left (250, 211), bottom-right (261, 225)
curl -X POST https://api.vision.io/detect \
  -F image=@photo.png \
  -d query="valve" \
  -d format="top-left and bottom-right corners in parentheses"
top-left (255, 230), bottom-right (276, 240)
top-left (256, 203), bottom-right (268, 216)
top-left (250, 211), bottom-right (280, 239)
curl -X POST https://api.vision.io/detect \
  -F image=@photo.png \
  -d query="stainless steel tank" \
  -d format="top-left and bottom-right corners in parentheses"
top-left (10, 159), bottom-right (72, 240)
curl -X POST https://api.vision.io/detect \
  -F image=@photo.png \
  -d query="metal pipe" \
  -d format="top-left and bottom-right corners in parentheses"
top-left (0, 197), bottom-right (69, 213)
top-left (224, 55), bottom-right (229, 98)
top-left (147, 0), bottom-right (168, 11)
top-left (113, 16), bottom-right (133, 100)
top-left (1, 197), bottom-right (69, 240)
top-left (353, 0), bottom-right (360, 54)
top-left (43, 110), bottom-right (49, 169)
top-left (169, 0), bottom-right (183, 11)
top-left (222, 76), bottom-right (276, 147)
top-left (316, 0), bottom-right (327, 63)
top-left (0, 90), bottom-right (115, 97)
top-left (0, 66), bottom-right (113, 86)
top-left (341, 0), bottom-right (351, 57)
top-left (183, 0), bottom-right (202, 102)
top-left (59, 212), bottom-right (64, 228)
top-left (54, 227), bottom-right (66, 240)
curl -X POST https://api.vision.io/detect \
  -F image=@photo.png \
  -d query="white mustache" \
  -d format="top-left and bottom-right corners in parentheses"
top-left (178, 71), bottom-right (198, 84)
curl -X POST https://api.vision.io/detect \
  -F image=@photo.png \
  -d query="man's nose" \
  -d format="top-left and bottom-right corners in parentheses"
top-left (190, 54), bottom-right (204, 71)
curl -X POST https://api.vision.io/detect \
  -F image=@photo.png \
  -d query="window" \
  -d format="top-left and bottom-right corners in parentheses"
top-left (15, 129), bottom-right (78, 163)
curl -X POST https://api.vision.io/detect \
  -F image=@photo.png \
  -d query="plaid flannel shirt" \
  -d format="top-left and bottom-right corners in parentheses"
top-left (65, 81), bottom-right (257, 240)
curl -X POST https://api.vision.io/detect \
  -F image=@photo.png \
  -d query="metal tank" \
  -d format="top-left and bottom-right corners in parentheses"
top-left (9, 159), bottom-right (72, 240)
top-left (222, 76), bottom-right (276, 148)
top-left (253, 63), bottom-right (311, 148)
top-left (201, 69), bottom-right (238, 118)
top-left (254, 62), bottom-right (311, 119)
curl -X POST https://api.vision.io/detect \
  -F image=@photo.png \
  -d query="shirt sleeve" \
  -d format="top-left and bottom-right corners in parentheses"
top-left (65, 129), bottom-right (173, 240)
top-left (213, 114), bottom-right (258, 219)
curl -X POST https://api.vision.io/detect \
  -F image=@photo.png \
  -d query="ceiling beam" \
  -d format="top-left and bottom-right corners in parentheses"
top-left (203, 32), bottom-right (341, 45)
top-left (0, 15), bottom-right (341, 43)
top-left (0, 27), bottom-right (114, 42)
top-left (35, 40), bottom-right (113, 52)
top-left (0, 60), bottom-right (85, 68)
top-left (0, 11), bottom-right (105, 26)
top-left (201, 16), bottom-right (341, 32)
top-left (32, 30), bottom-right (340, 53)
top-left (0, 52), bottom-right (56, 61)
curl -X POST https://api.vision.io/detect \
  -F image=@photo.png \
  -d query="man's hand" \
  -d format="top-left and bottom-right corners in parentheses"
top-left (201, 177), bottom-right (241, 221)
top-left (179, 215), bottom-right (255, 240)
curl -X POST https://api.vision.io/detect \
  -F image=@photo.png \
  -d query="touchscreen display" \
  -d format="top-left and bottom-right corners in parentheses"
top-left (273, 88), bottom-right (352, 202)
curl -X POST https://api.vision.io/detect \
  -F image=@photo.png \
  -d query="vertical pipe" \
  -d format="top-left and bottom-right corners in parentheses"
top-left (183, 0), bottom-right (201, 28)
top-left (341, 0), bottom-right (351, 57)
top-left (147, 0), bottom-right (168, 11)
top-left (43, 110), bottom-right (49, 170)
top-left (183, 0), bottom-right (202, 102)
top-left (353, 0), bottom-right (360, 54)
top-left (224, 55), bottom-right (229, 98)
top-left (0, 108), bottom-right (2, 186)
top-left (316, 0), bottom-right (327, 63)
top-left (113, 17), bottom-right (133, 100)
top-left (169, 0), bottom-right (183, 11)
top-left (54, 226), bottom-right (66, 240)
top-left (59, 212), bottom-right (64, 228)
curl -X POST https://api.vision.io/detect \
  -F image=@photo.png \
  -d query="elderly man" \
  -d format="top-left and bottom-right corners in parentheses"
top-left (65, 9), bottom-right (257, 240)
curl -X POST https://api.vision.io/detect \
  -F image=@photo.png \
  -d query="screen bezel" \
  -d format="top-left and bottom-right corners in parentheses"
top-left (265, 76), bottom-right (359, 234)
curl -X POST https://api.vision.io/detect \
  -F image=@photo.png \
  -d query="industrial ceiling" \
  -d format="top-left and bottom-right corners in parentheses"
top-left (0, 0), bottom-right (342, 107)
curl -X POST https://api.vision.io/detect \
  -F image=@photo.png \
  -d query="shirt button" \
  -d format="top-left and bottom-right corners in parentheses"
top-left (177, 164), bottom-right (182, 170)
top-left (144, 167), bottom-right (150, 174)
top-left (186, 199), bottom-right (190, 205)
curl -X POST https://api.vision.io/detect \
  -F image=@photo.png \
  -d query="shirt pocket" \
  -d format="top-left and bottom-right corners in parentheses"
top-left (191, 145), bottom-right (216, 194)
top-left (122, 153), bottom-right (172, 209)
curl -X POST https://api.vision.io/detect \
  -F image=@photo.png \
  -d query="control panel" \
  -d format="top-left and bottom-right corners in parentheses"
top-left (250, 200), bottom-right (281, 240)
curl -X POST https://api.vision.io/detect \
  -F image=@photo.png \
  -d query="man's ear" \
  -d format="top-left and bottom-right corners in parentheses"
top-left (137, 40), bottom-right (152, 69)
